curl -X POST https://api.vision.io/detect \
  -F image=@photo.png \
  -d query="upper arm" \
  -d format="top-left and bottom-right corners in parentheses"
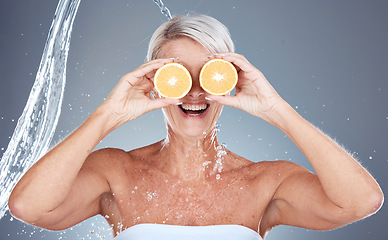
top-left (33, 148), bottom-right (118, 230)
top-left (260, 161), bottom-right (353, 233)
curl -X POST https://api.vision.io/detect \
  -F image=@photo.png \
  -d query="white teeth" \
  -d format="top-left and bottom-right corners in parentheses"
top-left (181, 103), bottom-right (207, 111)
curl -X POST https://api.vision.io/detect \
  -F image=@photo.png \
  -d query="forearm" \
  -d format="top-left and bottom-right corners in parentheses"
top-left (9, 106), bottom-right (117, 217)
top-left (268, 101), bottom-right (383, 213)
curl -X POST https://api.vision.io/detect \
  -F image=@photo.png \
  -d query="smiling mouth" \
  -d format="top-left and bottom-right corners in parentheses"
top-left (179, 103), bottom-right (210, 116)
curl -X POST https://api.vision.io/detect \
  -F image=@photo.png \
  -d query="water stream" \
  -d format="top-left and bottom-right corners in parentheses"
top-left (153, 0), bottom-right (173, 19)
top-left (0, 0), bottom-right (81, 219)
top-left (0, 0), bottom-right (172, 223)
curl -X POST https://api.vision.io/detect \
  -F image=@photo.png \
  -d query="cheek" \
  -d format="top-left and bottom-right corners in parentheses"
top-left (162, 106), bottom-right (178, 125)
top-left (209, 104), bottom-right (223, 122)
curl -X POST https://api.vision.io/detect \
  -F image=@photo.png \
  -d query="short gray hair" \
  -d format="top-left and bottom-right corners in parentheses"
top-left (147, 14), bottom-right (234, 61)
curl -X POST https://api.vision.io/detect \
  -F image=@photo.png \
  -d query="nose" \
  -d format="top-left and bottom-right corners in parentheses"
top-left (187, 76), bottom-right (205, 98)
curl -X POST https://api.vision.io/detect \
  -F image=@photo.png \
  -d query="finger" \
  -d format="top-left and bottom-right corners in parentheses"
top-left (147, 98), bottom-right (181, 112)
top-left (205, 53), bottom-right (241, 74)
top-left (216, 53), bottom-right (256, 74)
top-left (144, 59), bottom-right (177, 80)
top-left (130, 60), bottom-right (165, 80)
top-left (125, 58), bottom-right (175, 86)
top-left (145, 69), bottom-right (158, 80)
top-left (140, 78), bottom-right (155, 93)
top-left (206, 95), bottom-right (240, 109)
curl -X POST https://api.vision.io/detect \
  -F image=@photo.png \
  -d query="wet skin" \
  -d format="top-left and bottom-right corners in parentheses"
top-left (98, 143), bottom-right (287, 237)
top-left (96, 38), bottom-right (280, 235)
top-left (9, 37), bottom-right (382, 240)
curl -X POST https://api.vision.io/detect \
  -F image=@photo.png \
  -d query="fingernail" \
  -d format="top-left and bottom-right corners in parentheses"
top-left (205, 97), bottom-right (213, 101)
top-left (175, 102), bottom-right (182, 105)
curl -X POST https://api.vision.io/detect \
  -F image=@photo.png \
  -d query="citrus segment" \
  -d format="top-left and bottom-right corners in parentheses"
top-left (154, 63), bottom-right (192, 99)
top-left (199, 58), bottom-right (238, 95)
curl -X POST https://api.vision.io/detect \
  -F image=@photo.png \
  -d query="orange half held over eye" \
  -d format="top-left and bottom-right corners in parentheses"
top-left (199, 58), bottom-right (238, 95)
top-left (154, 63), bottom-right (192, 99)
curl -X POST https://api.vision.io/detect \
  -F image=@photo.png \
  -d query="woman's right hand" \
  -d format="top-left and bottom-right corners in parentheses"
top-left (99, 58), bottom-right (180, 126)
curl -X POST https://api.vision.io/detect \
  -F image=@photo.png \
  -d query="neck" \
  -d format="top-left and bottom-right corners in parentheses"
top-left (158, 126), bottom-right (226, 181)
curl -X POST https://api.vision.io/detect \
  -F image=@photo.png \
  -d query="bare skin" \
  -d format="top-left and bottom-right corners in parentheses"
top-left (9, 37), bottom-right (383, 239)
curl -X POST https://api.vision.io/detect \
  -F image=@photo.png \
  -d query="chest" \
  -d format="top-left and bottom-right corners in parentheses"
top-left (108, 174), bottom-right (267, 230)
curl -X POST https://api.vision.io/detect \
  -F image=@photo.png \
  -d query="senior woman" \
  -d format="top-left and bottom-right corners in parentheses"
top-left (9, 14), bottom-right (383, 240)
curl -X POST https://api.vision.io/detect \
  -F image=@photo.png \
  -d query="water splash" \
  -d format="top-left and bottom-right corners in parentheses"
top-left (0, 0), bottom-right (81, 219)
top-left (153, 0), bottom-right (173, 19)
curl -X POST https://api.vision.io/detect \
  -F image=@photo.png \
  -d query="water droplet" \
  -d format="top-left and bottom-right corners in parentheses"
top-left (216, 174), bottom-right (220, 180)
top-left (203, 161), bottom-right (211, 167)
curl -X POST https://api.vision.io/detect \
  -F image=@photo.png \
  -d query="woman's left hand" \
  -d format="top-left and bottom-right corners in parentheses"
top-left (206, 53), bottom-right (287, 125)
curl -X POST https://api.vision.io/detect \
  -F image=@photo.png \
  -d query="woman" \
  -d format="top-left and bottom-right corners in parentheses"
top-left (8, 14), bottom-right (383, 239)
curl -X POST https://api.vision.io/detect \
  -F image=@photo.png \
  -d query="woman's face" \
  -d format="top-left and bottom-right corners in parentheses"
top-left (157, 37), bottom-right (223, 139)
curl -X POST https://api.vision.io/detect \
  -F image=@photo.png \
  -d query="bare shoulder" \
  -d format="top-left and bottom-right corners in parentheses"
top-left (81, 148), bottom-right (133, 176)
top-left (254, 160), bottom-right (309, 186)
top-left (83, 142), bottom-right (162, 177)
top-left (84, 148), bottom-right (129, 165)
top-left (226, 155), bottom-right (309, 199)
top-left (256, 160), bottom-right (306, 174)
top-left (125, 141), bottom-right (163, 160)
top-left (226, 150), bottom-right (304, 179)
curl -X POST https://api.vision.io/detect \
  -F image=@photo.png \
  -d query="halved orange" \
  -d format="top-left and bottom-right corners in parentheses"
top-left (154, 63), bottom-right (192, 99)
top-left (199, 58), bottom-right (238, 95)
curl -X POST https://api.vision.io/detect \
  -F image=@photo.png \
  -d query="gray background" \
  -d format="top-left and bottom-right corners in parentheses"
top-left (1, 0), bottom-right (387, 239)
